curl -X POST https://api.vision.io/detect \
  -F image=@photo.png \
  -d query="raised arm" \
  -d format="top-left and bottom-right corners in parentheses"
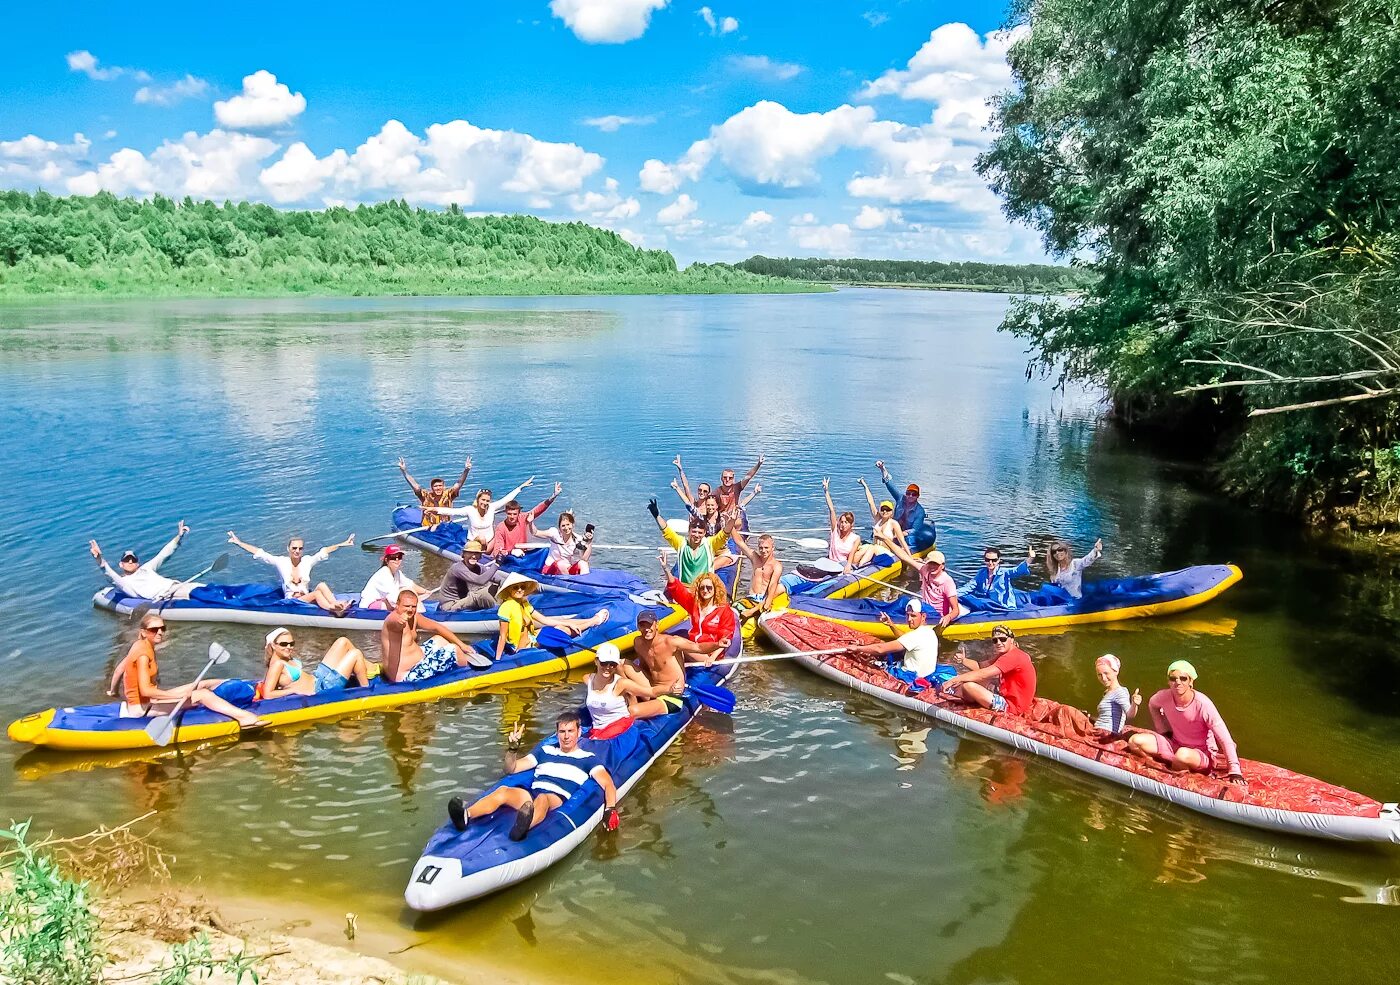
top-left (320, 534), bottom-right (356, 558)
top-left (147, 520), bottom-right (188, 571)
top-left (673, 455), bottom-right (694, 502)
top-left (822, 478), bottom-right (837, 531)
top-left (877, 460), bottom-right (902, 501)
top-left (738, 454), bottom-right (764, 491)
top-left (739, 483), bottom-right (761, 509)
top-left (499, 477), bottom-right (534, 509)
top-left (530, 482), bottom-right (563, 520)
top-left (503, 721), bottom-right (535, 775)
top-left (730, 527), bottom-right (759, 564)
top-left (226, 530), bottom-right (263, 557)
top-left (447, 458), bottom-right (473, 497)
top-left (90, 540), bottom-right (122, 585)
top-left (670, 478), bottom-right (695, 509)
top-left (398, 457), bottom-right (424, 496)
top-left (1080, 538), bottom-right (1104, 569)
top-left (858, 477), bottom-right (878, 522)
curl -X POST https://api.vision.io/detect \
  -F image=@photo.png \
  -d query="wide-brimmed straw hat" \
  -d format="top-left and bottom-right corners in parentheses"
top-left (498, 572), bottom-right (540, 596)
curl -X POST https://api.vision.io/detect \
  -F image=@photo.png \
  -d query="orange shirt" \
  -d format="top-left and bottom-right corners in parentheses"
top-left (124, 640), bottom-right (157, 707)
top-left (418, 489), bottom-right (457, 527)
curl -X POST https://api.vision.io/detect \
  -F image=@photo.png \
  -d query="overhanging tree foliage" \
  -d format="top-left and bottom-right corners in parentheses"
top-left (978, 0), bottom-right (1400, 523)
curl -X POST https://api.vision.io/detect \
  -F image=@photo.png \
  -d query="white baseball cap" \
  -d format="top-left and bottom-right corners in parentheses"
top-left (595, 642), bottom-right (622, 664)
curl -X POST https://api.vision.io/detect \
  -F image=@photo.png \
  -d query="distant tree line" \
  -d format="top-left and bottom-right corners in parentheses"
top-left (733, 255), bottom-right (1095, 293)
top-left (0, 191), bottom-right (818, 297)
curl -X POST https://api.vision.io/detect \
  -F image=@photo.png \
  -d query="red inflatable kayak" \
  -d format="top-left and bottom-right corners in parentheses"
top-left (758, 612), bottom-right (1400, 843)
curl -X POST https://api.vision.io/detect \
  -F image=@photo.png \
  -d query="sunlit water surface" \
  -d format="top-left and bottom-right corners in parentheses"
top-left (0, 290), bottom-right (1397, 984)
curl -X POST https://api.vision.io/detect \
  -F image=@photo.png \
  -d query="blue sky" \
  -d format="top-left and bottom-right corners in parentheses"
top-left (0, 0), bottom-right (1048, 265)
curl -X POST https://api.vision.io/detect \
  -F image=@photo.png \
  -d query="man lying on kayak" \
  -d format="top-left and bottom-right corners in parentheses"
top-left (842, 599), bottom-right (943, 687)
top-left (381, 589), bottom-right (484, 683)
top-left (226, 530), bottom-right (356, 615)
top-left (625, 609), bottom-right (726, 719)
top-left (938, 625), bottom-right (1037, 715)
top-left (90, 519), bottom-right (197, 601)
top-left (446, 711), bottom-right (620, 841)
top-left (399, 457), bottom-right (472, 527)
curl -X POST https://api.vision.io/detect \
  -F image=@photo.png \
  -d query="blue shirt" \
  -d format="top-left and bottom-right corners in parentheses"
top-left (530, 743), bottom-right (599, 801)
top-left (883, 473), bottom-right (936, 550)
top-left (959, 560), bottom-right (1031, 610)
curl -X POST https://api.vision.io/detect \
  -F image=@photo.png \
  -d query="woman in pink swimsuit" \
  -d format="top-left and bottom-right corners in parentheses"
top-left (1127, 659), bottom-right (1247, 787)
top-left (822, 478), bottom-right (866, 573)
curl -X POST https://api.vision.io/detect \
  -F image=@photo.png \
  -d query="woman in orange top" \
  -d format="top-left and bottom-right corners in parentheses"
top-left (111, 614), bottom-right (266, 728)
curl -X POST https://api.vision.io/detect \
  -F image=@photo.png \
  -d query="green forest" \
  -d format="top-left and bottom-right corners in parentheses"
top-left (0, 191), bottom-right (819, 298)
top-left (734, 254), bottom-right (1094, 293)
top-left (979, 0), bottom-right (1400, 529)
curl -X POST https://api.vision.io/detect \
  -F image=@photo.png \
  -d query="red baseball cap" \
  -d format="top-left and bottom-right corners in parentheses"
top-left (906, 483), bottom-right (920, 495)
top-left (383, 545), bottom-right (404, 559)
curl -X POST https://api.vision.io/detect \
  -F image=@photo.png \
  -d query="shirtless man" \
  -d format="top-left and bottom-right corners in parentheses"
top-left (624, 609), bottom-right (726, 719)
top-left (380, 589), bottom-right (486, 683)
top-left (399, 457), bottom-right (472, 527)
top-left (731, 528), bottom-right (784, 619)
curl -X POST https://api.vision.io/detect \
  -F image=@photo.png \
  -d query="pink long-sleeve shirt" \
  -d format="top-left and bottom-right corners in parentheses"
top-left (1147, 688), bottom-right (1241, 775)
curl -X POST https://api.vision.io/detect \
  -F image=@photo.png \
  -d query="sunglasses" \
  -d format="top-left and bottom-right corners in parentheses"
top-left (1053, 548), bottom-right (1067, 555)
top-left (1168, 675), bottom-right (1191, 682)
top-left (984, 557), bottom-right (1000, 563)
top-left (145, 625), bottom-right (168, 633)
top-left (699, 584), bottom-right (715, 592)
top-left (880, 506), bottom-right (893, 512)
top-left (276, 639), bottom-right (296, 648)
top-left (992, 635), bottom-right (1011, 643)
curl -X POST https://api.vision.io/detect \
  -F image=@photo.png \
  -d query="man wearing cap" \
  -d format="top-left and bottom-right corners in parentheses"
top-left (89, 520), bottom-right (197, 600)
top-left (398, 457), bottom-right (472, 528)
top-left (939, 625), bottom-right (1037, 716)
top-left (876, 460), bottom-right (936, 550)
top-left (844, 598), bottom-right (946, 687)
top-left (897, 550), bottom-right (961, 628)
top-left (381, 588), bottom-right (483, 683)
top-left (625, 609), bottom-right (727, 718)
top-left (487, 483), bottom-right (563, 558)
top-left (438, 540), bottom-right (503, 611)
top-left (358, 545), bottom-right (429, 610)
top-left (1128, 660), bottom-right (1245, 785)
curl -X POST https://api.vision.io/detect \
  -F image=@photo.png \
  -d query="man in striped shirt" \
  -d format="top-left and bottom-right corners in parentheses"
top-left (447, 711), bottom-right (620, 841)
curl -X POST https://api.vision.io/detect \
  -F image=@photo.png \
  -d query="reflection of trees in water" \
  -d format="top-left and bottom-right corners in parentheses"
top-left (383, 704), bottom-right (440, 798)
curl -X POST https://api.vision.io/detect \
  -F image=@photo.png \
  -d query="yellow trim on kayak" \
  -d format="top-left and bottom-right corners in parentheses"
top-left (796, 564), bottom-right (1244, 641)
top-left (8, 607), bottom-right (687, 752)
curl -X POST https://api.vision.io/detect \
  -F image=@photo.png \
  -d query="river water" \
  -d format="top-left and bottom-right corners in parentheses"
top-left (0, 289), bottom-right (1396, 984)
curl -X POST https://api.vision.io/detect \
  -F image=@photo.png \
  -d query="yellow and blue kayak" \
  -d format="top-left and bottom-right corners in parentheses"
top-left (785, 564), bottom-right (1243, 640)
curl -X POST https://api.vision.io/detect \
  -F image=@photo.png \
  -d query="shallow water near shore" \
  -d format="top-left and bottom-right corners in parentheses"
top-left (1, 288), bottom-right (1397, 984)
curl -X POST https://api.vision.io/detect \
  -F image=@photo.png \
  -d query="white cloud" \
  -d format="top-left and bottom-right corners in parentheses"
top-left (852, 204), bottom-right (902, 229)
top-left (214, 71), bottom-right (307, 130)
top-left (66, 129), bottom-right (279, 200)
top-left (847, 119), bottom-right (999, 212)
top-left (657, 193), bottom-right (698, 225)
top-left (859, 23), bottom-right (1023, 141)
top-left (135, 74), bottom-right (210, 107)
top-left (550, 0), bottom-right (668, 43)
top-left (863, 10), bottom-right (890, 27)
top-left (638, 143), bottom-right (710, 193)
top-left (790, 212), bottom-right (818, 226)
top-left (568, 177), bottom-right (641, 219)
top-left (728, 55), bottom-right (804, 81)
top-left (741, 210), bottom-right (773, 228)
top-left (698, 6), bottom-right (738, 33)
top-left (792, 222), bottom-right (853, 254)
top-left (0, 133), bottom-right (92, 187)
top-left (259, 141), bottom-right (350, 203)
top-left (581, 114), bottom-right (657, 132)
top-left (65, 50), bottom-right (146, 82)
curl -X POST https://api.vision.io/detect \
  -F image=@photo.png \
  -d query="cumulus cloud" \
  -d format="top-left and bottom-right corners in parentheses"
top-left (66, 129), bottom-right (279, 200)
top-left (0, 133), bottom-right (92, 187)
top-left (214, 71), bottom-right (307, 130)
top-left (135, 74), bottom-right (210, 107)
top-left (657, 193), bottom-right (699, 226)
top-left (847, 119), bottom-right (999, 212)
top-left (852, 204), bottom-right (902, 229)
top-left (741, 210), bottom-right (773, 228)
top-left (792, 222), bottom-right (853, 254)
top-left (698, 7), bottom-right (738, 33)
top-left (728, 55), bottom-right (804, 81)
top-left (637, 144), bottom-right (710, 194)
top-left (859, 23), bottom-right (1022, 141)
top-left (550, 0), bottom-right (669, 43)
top-left (66, 50), bottom-right (147, 82)
top-left (568, 177), bottom-right (641, 219)
top-left (863, 10), bottom-right (890, 27)
top-left (581, 114), bottom-right (657, 132)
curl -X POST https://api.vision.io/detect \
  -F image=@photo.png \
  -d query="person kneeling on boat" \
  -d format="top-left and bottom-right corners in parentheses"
top-left (585, 643), bottom-right (659, 739)
top-left (626, 609), bottom-right (726, 718)
top-left (258, 627), bottom-right (373, 699)
top-left (437, 540), bottom-right (503, 611)
top-left (495, 573), bottom-right (610, 662)
top-left (1127, 660), bottom-right (1246, 786)
top-left (938, 625), bottom-right (1037, 716)
top-left (446, 711), bottom-right (621, 840)
top-left (227, 530), bottom-right (356, 616)
top-left (110, 613), bottom-right (266, 729)
top-left (532, 511), bottom-right (595, 576)
top-left (659, 554), bottom-right (737, 646)
top-left (844, 599), bottom-right (945, 689)
top-left (382, 590), bottom-right (483, 683)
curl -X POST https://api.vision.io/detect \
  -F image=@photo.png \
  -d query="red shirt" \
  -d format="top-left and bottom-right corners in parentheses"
top-left (488, 501), bottom-right (550, 557)
top-left (992, 646), bottom-right (1037, 716)
top-left (665, 578), bottom-right (737, 644)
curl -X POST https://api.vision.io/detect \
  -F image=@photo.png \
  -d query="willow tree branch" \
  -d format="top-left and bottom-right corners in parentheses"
top-left (1248, 387), bottom-right (1400, 416)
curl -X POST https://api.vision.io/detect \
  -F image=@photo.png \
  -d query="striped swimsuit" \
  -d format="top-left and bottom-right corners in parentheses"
top-left (530, 743), bottom-right (599, 801)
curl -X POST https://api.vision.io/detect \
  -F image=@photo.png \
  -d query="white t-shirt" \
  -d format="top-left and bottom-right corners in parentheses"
top-left (359, 566), bottom-right (413, 608)
top-left (897, 624), bottom-right (941, 677)
top-left (539, 527), bottom-right (583, 567)
top-left (253, 547), bottom-right (332, 595)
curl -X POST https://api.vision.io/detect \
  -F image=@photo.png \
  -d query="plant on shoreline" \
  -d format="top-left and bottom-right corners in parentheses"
top-left (734, 254), bottom-right (1095, 294)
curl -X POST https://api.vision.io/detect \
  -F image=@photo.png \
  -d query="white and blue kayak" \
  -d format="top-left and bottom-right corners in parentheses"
top-left (404, 615), bottom-right (742, 911)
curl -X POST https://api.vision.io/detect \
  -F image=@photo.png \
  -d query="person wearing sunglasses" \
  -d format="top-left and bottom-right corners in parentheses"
top-left (1128, 660), bottom-right (1245, 786)
top-left (226, 530), bottom-right (356, 615)
top-left (627, 609), bottom-right (728, 717)
top-left (938, 625), bottom-right (1037, 716)
top-left (358, 545), bottom-right (429, 610)
top-left (875, 460), bottom-right (937, 550)
top-left (109, 614), bottom-right (266, 728)
top-left (257, 628), bottom-right (373, 700)
top-left (660, 554), bottom-right (736, 648)
top-left (1043, 538), bottom-right (1104, 600)
top-left (858, 476), bottom-right (915, 566)
top-left (958, 545), bottom-right (1035, 612)
top-left (90, 519), bottom-right (197, 601)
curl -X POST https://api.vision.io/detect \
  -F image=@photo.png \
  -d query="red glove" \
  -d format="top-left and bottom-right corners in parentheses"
top-left (603, 806), bottom-right (620, 831)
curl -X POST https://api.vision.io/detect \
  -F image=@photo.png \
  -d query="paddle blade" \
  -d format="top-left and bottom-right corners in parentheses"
top-left (209, 553), bottom-right (230, 573)
top-left (208, 642), bottom-right (231, 665)
top-left (688, 681), bottom-right (736, 714)
top-left (534, 627), bottom-right (579, 651)
top-left (144, 712), bottom-right (179, 747)
top-left (794, 538), bottom-right (830, 550)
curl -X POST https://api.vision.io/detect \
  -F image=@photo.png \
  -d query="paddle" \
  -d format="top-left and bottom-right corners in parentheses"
top-left (745, 525), bottom-right (828, 534)
top-left (144, 642), bottom-right (232, 747)
top-left (592, 544), bottom-right (678, 552)
top-left (361, 525), bottom-right (432, 550)
top-left (711, 647), bottom-right (853, 666)
top-left (767, 534), bottom-right (829, 550)
top-left (536, 626), bottom-right (737, 714)
top-left (131, 553), bottom-right (229, 621)
top-left (853, 572), bottom-right (924, 602)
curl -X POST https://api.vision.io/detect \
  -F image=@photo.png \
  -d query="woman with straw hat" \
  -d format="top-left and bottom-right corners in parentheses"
top-left (493, 573), bottom-right (610, 661)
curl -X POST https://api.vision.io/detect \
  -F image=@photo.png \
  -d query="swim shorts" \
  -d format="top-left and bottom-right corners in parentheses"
top-left (402, 637), bottom-right (460, 683)
top-left (313, 662), bottom-right (350, 693)
top-left (659, 694), bottom-right (685, 714)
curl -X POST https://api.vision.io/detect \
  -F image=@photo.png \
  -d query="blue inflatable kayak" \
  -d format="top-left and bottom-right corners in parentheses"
top-left (785, 564), bottom-right (1243, 640)
top-left (404, 617), bottom-right (742, 910)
